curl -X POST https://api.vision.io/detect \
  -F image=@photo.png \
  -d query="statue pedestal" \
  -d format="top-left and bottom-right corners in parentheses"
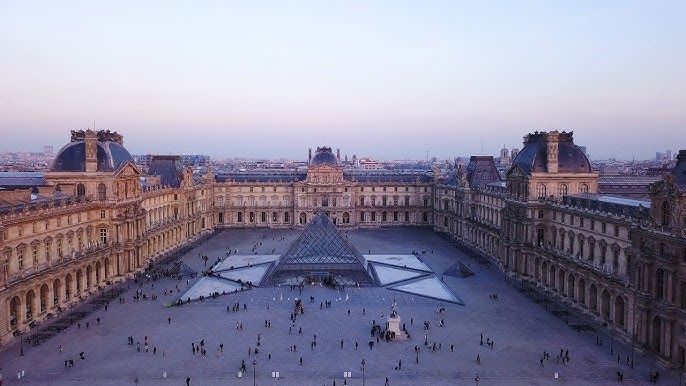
top-left (387, 313), bottom-right (407, 340)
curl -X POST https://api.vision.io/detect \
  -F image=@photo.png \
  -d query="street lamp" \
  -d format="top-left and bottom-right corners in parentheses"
top-left (20, 331), bottom-right (24, 356)
top-left (361, 359), bottom-right (366, 386)
top-left (252, 359), bottom-right (257, 386)
top-left (610, 324), bottom-right (615, 355)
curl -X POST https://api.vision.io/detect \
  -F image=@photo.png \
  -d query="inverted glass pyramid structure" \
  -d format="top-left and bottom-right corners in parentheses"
top-left (261, 213), bottom-right (377, 286)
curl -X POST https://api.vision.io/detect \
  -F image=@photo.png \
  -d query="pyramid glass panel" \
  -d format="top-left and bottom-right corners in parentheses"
top-left (262, 213), bottom-right (377, 286)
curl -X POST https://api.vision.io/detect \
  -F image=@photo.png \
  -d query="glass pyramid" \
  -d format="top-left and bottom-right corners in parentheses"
top-left (262, 213), bottom-right (377, 286)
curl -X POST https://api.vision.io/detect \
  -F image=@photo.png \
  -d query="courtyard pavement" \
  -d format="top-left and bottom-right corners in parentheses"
top-left (0, 227), bottom-right (677, 385)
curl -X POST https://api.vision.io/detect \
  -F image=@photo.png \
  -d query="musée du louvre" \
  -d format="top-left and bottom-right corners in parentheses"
top-left (1, 129), bottom-right (686, 368)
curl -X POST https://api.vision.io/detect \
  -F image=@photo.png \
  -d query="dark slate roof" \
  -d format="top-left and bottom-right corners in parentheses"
top-left (52, 141), bottom-right (133, 172)
top-left (310, 146), bottom-right (338, 166)
top-left (216, 172), bottom-right (306, 183)
top-left (673, 150), bottom-right (686, 192)
top-left (465, 156), bottom-right (501, 188)
top-left (563, 193), bottom-right (651, 218)
top-left (147, 156), bottom-right (184, 188)
top-left (343, 170), bottom-right (433, 183)
top-left (0, 171), bottom-right (46, 189)
top-left (511, 133), bottom-right (591, 175)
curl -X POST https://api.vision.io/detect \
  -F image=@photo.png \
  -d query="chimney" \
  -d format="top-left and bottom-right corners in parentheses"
top-left (85, 129), bottom-right (98, 172)
top-left (308, 148), bottom-right (312, 163)
top-left (336, 148), bottom-right (341, 164)
top-left (546, 131), bottom-right (560, 173)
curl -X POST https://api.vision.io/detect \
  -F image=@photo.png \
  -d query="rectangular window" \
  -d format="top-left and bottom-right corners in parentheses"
top-left (360, 197), bottom-right (365, 206)
top-left (371, 212), bottom-right (376, 221)
top-left (57, 239), bottom-right (63, 257)
top-left (18, 248), bottom-right (24, 269)
top-left (537, 228), bottom-right (544, 247)
top-left (45, 241), bottom-right (51, 260)
top-left (614, 225), bottom-right (620, 237)
top-left (100, 228), bottom-right (108, 244)
top-left (32, 245), bottom-right (38, 264)
top-left (602, 223), bottom-right (607, 233)
top-left (101, 210), bottom-right (106, 219)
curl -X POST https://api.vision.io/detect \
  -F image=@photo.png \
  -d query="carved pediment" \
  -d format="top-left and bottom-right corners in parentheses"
top-left (115, 162), bottom-right (141, 178)
top-left (507, 165), bottom-right (526, 178)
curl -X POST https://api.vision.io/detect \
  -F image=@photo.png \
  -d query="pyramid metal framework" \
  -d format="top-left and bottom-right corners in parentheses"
top-left (262, 213), bottom-right (377, 286)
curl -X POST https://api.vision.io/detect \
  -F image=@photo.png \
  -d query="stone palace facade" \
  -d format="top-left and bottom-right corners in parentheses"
top-left (1, 129), bottom-right (685, 368)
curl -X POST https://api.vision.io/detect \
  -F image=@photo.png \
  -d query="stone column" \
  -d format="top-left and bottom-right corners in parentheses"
top-left (663, 319), bottom-right (672, 357)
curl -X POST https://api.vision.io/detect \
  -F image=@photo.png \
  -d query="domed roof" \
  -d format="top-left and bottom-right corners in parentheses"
top-left (511, 131), bottom-right (591, 175)
top-left (52, 134), bottom-right (133, 172)
top-left (310, 146), bottom-right (338, 166)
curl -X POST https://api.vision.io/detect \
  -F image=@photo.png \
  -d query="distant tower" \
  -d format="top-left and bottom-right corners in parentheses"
top-left (84, 129), bottom-right (98, 172)
top-left (308, 148), bottom-right (312, 163)
top-left (511, 148), bottom-right (520, 160)
top-left (336, 148), bottom-right (341, 164)
top-left (43, 145), bottom-right (53, 156)
top-left (499, 145), bottom-right (510, 163)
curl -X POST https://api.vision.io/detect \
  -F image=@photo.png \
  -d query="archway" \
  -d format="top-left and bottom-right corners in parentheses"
top-left (104, 258), bottom-right (110, 279)
top-left (558, 269), bottom-right (566, 294)
top-left (615, 296), bottom-right (626, 328)
top-left (95, 261), bottom-right (102, 284)
top-left (567, 273), bottom-right (575, 299)
top-left (541, 261), bottom-right (548, 284)
top-left (577, 278), bottom-right (586, 306)
top-left (76, 269), bottom-right (83, 294)
top-left (53, 278), bottom-right (62, 305)
top-left (299, 212), bottom-right (307, 225)
top-left (40, 284), bottom-right (49, 313)
top-left (25, 289), bottom-right (36, 320)
top-left (589, 283), bottom-right (598, 313)
top-left (651, 316), bottom-right (662, 352)
top-left (549, 264), bottom-right (556, 288)
top-left (601, 289), bottom-right (611, 319)
top-left (65, 273), bottom-right (73, 299)
top-left (86, 265), bottom-right (92, 289)
top-left (9, 295), bottom-right (21, 329)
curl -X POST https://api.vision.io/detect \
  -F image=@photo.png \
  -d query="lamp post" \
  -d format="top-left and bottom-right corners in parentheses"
top-left (361, 358), bottom-right (366, 386)
top-left (252, 359), bottom-right (257, 386)
top-left (610, 325), bottom-right (615, 355)
top-left (20, 331), bottom-right (24, 356)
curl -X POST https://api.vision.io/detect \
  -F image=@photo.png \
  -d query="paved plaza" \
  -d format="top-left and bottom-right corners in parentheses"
top-left (0, 228), bottom-right (677, 385)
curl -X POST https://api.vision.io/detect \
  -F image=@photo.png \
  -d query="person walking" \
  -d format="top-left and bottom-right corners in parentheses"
top-left (186, 377), bottom-right (190, 386)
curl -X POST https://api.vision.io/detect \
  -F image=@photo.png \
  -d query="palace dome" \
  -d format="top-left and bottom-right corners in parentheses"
top-left (52, 130), bottom-right (133, 172)
top-left (511, 131), bottom-right (591, 175)
top-left (310, 146), bottom-right (338, 166)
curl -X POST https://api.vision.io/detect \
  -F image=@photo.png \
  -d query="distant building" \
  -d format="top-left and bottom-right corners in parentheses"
top-left (42, 146), bottom-right (53, 156)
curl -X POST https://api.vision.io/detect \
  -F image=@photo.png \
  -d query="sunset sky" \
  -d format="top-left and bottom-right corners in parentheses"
top-left (1, 1), bottom-right (684, 160)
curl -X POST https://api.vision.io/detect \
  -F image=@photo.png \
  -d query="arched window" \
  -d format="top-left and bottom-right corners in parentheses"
top-left (76, 183), bottom-right (86, 197)
top-left (97, 183), bottom-right (107, 201)
top-left (579, 183), bottom-right (589, 194)
top-left (558, 183), bottom-right (568, 197)
top-left (537, 183), bottom-right (546, 199)
top-left (662, 201), bottom-right (670, 227)
top-left (656, 268), bottom-right (665, 300)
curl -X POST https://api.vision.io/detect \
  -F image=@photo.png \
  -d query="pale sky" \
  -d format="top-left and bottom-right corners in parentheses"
top-left (1, 1), bottom-right (684, 160)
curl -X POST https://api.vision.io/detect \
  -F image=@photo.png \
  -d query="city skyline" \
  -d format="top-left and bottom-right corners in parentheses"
top-left (1, 1), bottom-right (684, 160)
